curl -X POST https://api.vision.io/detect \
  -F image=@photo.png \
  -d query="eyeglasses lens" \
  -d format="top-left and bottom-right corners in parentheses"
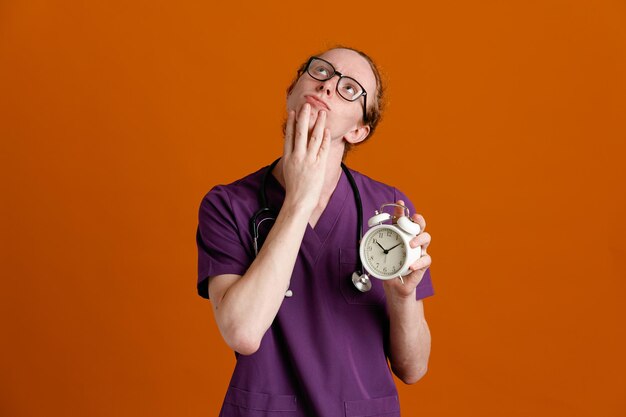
top-left (308, 59), bottom-right (334, 81)
top-left (307, 59), bottom-right (363, 102)
top-left (337, 78), bottom-right (363, 101)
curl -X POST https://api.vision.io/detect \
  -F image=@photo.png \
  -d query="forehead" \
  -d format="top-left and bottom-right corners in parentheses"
top-left (318, 48), bottom-right (376, 93)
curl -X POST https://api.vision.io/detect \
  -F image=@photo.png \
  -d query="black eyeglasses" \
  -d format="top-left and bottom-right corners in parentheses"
top-left (303, 56), bottom-right (368, 123)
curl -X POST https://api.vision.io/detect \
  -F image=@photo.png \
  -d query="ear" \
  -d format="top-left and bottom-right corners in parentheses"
top-left (343, 124), bottom-right (370, 146)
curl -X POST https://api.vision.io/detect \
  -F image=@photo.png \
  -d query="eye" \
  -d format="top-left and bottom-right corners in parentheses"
top-left (314, 66), bottom-right (329, 76)
top-left (337, 77), bottom-right (363, 99)
top-left (342, 83), bottom-right (357, 97)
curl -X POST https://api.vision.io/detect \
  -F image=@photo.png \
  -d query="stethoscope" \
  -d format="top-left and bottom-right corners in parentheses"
top-left (250, 158), bottom-right (373, 296)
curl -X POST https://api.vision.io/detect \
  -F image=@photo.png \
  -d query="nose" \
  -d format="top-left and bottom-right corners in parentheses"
top-left (317, 75), bottom-right (339, 98)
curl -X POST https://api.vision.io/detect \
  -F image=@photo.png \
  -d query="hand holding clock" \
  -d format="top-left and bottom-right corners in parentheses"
top-left (382, 200), bottom-right (432, 299)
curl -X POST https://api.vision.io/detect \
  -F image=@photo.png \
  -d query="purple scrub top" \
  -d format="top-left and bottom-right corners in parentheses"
top-left (197, 164), bottom-right (434, 417)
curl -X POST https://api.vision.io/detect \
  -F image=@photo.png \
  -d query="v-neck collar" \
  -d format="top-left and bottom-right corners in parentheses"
top-left (266, 168), bottom-right (351, 262)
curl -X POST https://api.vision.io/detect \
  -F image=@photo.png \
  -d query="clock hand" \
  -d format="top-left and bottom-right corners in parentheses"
top-left (388, 243), bottom-right (403, 251)
top-left (375, 240), bottom-right (389, 254)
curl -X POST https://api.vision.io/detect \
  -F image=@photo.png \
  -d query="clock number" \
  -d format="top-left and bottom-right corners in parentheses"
top-left (378, 232), bottom-right (383, 238)
top-left (386, 231), bottom-right (392, 237)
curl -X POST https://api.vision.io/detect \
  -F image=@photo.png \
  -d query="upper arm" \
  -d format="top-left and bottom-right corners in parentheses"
top-left (196, 186), bottom-right (252, 299)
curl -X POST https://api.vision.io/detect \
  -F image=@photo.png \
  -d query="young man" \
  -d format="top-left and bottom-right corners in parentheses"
top-left (197, 47), bottom-right (434, 416)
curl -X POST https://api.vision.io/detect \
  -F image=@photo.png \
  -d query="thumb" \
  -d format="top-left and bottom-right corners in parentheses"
top-left (393, 200), bottom-right (405, 222)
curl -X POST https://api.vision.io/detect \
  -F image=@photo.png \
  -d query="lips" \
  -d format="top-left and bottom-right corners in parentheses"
top-left (304, 95), bottom-right (330, 111)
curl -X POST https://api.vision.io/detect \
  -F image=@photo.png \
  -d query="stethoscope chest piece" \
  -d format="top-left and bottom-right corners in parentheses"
top-left (352, 272), bottom-right (372, 292)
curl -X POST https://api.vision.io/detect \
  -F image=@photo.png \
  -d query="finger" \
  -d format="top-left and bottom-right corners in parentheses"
top-left (283, 110), bottom-right (295, 156)
top-left (412, 213), bottom-right (426, 233)
top-left (317, 128), bottom-right (331, 161)
top-left (308, 110), bottom-right (326, 156)
top-left (394, 200), bottom-right (405, 222)
top-left (410, 232), bottom-right (430, 249)
top-left (409, 254), bottom-right (432, 271)
top-left (293, 103), bottom-right (311, 155)
top-left (412, 233), bottom-right (430, 256)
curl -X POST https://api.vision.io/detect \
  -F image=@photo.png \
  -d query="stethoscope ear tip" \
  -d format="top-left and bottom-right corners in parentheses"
top-left (352, 271), bottom-right (372, 292)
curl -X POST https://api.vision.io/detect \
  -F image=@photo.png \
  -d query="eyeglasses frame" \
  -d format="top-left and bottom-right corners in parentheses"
top-left (301, 56), bottom-right (368, 123)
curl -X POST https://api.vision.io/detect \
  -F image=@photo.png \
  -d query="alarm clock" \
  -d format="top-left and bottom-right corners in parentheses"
top-left (359, 203), bottom-right (422, 281)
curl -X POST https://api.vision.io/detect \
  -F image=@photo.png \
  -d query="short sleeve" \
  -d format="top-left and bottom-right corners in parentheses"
top-left (196, 186), bottom-right (252, 299)
top-left (393, 187), bottom-right (435, 300)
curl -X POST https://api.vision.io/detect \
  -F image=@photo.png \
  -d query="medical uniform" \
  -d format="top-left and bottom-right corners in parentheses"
top-left (197, 164), bottom-right (434, 417)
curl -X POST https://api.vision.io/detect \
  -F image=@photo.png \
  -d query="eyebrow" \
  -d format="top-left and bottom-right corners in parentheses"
top-left (323, 58), bottom-right (366, 84)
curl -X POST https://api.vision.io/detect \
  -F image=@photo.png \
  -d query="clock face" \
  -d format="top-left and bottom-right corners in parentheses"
top-left (363, 227), bottom-right (407, 278)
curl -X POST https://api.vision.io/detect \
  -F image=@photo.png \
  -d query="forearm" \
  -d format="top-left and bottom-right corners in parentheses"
top-left (213, 106), bottom-right (331, 354)
top-left (214, 199), bottom-right (311, 353)
top-left (386, 292), bottom-right (431, 384)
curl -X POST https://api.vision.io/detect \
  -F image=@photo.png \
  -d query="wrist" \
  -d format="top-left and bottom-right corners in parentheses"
top-left (383, 281), bottom-right (416, 304)
top-left (281, 197), bottom-right (315, 220)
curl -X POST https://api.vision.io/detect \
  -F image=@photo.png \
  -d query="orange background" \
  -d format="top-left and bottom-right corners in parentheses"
top-left (1, 1), bottom-right (625, 416)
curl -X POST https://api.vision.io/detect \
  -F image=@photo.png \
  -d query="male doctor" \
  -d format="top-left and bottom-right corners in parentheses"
top-left (197, 46), bottom-right (434, 416)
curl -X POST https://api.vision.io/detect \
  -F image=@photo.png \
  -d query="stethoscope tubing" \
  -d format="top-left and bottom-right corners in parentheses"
top-left (250, 158), bottom-right (364, 274)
